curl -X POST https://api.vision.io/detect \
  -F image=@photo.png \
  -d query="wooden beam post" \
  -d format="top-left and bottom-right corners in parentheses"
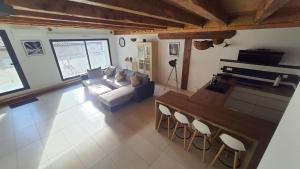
top-left (181, 38), bottom-right (192, 90)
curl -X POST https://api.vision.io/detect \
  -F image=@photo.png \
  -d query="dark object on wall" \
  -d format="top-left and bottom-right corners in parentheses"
top-left (238, 50), bottom-right (284, 66)
top-left (143, 39), bottom-right (146, 42)
top-left (194, 40), bottom-right (214, 50)
top-left (213, 38), bottom-right (224, 45)
top-left (130, 38), bottom-right (137, 42)
top-left (119, 37), bottom-right (125, 47)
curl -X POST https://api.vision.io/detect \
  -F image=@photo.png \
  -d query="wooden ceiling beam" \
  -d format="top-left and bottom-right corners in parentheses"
top-left (165, 0), bottom-right (227, 25)
top-left (5, 0), bottom-right (184, 28)
top-left (0, 16), bottom-right (147, 30)
top-left (12, 9), bottom-right (166, 30)
top-left (73, 0), bottom-right (204, 26)
top-left (158, 30), bottom-right (236, 39)
top-left (255, 0), bottom-right (291, 23)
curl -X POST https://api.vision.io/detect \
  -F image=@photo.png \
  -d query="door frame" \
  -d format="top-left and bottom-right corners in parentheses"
top-left (0, 30), bottom-right (30, 96)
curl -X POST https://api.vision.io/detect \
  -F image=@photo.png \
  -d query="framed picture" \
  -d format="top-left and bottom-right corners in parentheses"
top-left (169, 42), bottom-right (180, 57)
top-left (22, 40), bottom-right (45, 56)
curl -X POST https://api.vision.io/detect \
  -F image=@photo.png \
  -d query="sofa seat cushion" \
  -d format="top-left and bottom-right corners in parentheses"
top-left (87, 84), bottom-right (112, 96)
top-left (97, 86), bottom-right (134, 107)
top-left (103, 76), bottom-right (130, 88)
top-left (82, 79), bottom-right (103, 87)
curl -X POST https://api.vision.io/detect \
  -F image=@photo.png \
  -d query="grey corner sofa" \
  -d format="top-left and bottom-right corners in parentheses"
top-left (81, 67), bottom-right (155, 111)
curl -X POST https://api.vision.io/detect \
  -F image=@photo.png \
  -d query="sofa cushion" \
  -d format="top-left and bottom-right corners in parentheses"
top-left (135, 72), bottom-right (150, 85)
top-left (130, 73), bottom-right (141, 87)
top-left (103, 76), bottom-right (130, 89)
top-left (82, 79), bottom-right (103, 87)
top-left (104, 67), bottom-right (115, 77)
top-left (115, 70), bottom-right (125, 82)
top-left (97, 86), bottom-right (134, 107)
top-left (87, 67), bottom-right (103, 79)
top-left (87, 84), bottom-right (112, 96)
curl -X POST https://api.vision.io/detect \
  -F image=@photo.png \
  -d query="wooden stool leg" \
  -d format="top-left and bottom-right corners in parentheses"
top-left (203, 135), bottom-right (207, 162)
top-left (156, 113), bottom-right (164, 130)
top-left (171, 122), bottom-right (179, 141)
top-left (233, 151), bottom-right (238, 169)
top-left (183, 125), bottom-right (187, 149)
top-left (167, 116), bottom-right (170, 138)
top-left (208, 144), bottom-right (225, 169)
top-left (187, 131), bottom-right (197, 152)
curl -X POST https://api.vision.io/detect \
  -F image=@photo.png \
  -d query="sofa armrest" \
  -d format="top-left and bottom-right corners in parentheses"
top-left (133, 81), bottom-right (155, 102)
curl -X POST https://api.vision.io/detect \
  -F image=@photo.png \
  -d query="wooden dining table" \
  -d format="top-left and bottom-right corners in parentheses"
top-left (155, 82), bottom-right (277, 169)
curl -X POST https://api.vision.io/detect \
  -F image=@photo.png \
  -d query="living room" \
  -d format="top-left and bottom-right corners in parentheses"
top-left (1, 1), bottom-right (300, 169)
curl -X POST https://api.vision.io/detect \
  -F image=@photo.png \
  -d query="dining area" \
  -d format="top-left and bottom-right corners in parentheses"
top-left (154, 82), bottom-right (277, 169)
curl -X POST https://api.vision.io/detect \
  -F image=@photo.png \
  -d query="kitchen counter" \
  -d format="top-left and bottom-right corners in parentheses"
top-left (154, 77), bottom-right (283, 169)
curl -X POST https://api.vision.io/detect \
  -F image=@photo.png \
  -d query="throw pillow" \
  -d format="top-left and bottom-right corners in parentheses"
top-left (115, 70), bottom-right (125, 82)
top-left (87, 67), bottom-right (102, 79)
top-left (104, 67), bottom-right (114, 77)
top-left (130, 73), bottom-right (141, 87)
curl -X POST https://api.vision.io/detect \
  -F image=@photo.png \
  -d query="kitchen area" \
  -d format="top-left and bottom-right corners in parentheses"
top-left (155, 49), bottom-right (299, 169)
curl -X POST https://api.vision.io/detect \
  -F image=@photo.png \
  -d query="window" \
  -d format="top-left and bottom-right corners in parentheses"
top-left (50, 39), bottom-right (112, 80)
top-left (0, 30), bottom-right (29, 96)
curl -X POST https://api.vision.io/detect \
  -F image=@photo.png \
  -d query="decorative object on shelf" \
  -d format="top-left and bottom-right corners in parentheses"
top-left (129, 57), bottom-right (133, 62)
top-left (119, 37), bottom-right (125, 47)
top-left (22, 40), bottom-right (45, 56)
top-left (213, 38), bottom-right (224, 45)
top-left (130, 38), bottom-right (137, 42)
top-left (142, 39), bottom-right (146, 42)
top-left (223, 42), bottom-right (231, 48)
top-left (194, 40), bottom-right (214, 50)
top-left (169, 42), bottom-right (180, 57)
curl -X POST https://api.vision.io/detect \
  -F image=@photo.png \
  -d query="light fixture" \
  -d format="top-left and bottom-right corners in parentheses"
top-left (0, 1), bottom-right (14, 16)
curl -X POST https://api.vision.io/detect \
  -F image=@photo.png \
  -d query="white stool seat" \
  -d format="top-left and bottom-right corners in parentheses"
top-left (192, 120), bottom-right (211, 136)
top-left (174, 112), bottom-right (189, 124)
top-left (220, 134), bottom-right (246, 152)
top-left (159, 104), bottom-right (172, 116)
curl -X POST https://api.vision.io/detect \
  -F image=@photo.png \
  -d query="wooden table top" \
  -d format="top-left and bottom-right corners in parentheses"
top-left (156, 91), bottom-right (276, 141)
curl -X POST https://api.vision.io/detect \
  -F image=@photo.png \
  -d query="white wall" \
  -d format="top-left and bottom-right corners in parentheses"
top-left (0, 24), bottom-right (117, 99)
top-left (114, 27), bottom-right (300, 91)
top-left (258, 84), bottom-right (300, 169)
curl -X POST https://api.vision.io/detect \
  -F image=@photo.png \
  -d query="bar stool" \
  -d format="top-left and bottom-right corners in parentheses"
top-left (157, 104), bottom-right (172, 137)
top-left (171, 112), bottom-right (190, 148)
top-left (208, 133), bottom-right (246, 169)
top-left (187, 119), bottom-right (212, 162)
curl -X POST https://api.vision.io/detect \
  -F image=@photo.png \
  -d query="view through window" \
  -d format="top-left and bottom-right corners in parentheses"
top-left (0, 30), bottom-right (29, 95)
top-left (50, 39), bottom-right (111, 80)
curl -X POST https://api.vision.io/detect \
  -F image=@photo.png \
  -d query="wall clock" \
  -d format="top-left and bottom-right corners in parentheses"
top-left (119, 37), bottom-right (125, 47)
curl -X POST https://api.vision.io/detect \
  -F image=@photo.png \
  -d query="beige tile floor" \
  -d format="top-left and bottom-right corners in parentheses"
top-left (0, 84), bottom-right (233, 169)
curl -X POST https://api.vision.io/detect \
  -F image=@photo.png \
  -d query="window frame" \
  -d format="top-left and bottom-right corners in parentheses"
top-left (49, 38), bottom-right (112, 81)
top-left (0, 30), bottom-right (30, 96)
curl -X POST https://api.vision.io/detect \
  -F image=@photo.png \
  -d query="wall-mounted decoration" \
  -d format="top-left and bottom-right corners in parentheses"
top-left (169, 42), bottom-right (180, 57)
top-left (213, 38), bottom-right (224, 45)
top-left (130, 38), bottom-right (137, 42)
top-left (119, 37), bottom-right (125, 47)
top-left (22, 40), bottom-right (45, 56)
top-left (194, 40), bottom-right (214, 50)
